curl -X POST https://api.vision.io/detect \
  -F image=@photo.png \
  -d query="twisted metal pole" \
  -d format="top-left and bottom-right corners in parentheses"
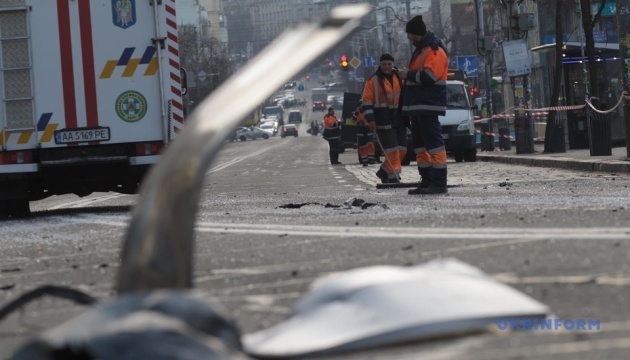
top-left (116, 5), bottom-right (370, 294)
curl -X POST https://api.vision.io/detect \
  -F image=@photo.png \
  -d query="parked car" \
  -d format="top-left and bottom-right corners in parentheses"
top-left (288, 110), bottom-right (303, 123)
top-left (401, 80), bottom-right (477, 165)
top-left (312, 101), bottom-right (326, 112)
top-left (236, 126), bottom-right (271, 141)
top-left (281, 124), bottom-right (299, 138)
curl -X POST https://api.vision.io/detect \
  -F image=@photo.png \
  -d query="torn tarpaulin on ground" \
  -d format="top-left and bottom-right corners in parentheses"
top-left (243, 258), bottom-right (549, 358)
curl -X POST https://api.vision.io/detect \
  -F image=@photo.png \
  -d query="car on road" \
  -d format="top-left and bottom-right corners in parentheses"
top-left (312, 101), bottom-right (326, 112)
top-left (229, 127), bottom-right (246, 142)
top-left (327, 94), bottom-right (344, 110)
top-left (236, 126), bottom-right (271, 141)
top-left (259, 121), bottom-right (278, 135)
top-left (288, 110), bottom-right (303, 123)
top-left (325, 82), bottom-right (349, 93)
top-left (281, 124), bottom-right (298, 138)
top-left (264, 105), bottom-right (284, 125)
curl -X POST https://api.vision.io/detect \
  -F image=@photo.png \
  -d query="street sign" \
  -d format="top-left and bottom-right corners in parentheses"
top-left (502, 39), bottom-right (531, 77)
top-left (355, 67), bottom-right (364, 78)
top-left (456, 56), bottom-right (478, 78)
top-left (362, 56), bottom-right (378, 67)
top-left (350, 57), bottom-right (361, 69)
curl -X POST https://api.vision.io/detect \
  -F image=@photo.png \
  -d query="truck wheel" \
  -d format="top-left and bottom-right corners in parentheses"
top-left (454, 152), bottom-right (464, 163)
top-left (463, 149), bottom-right (477, 162)
top-left (9, 199), bottom-right (30, 218)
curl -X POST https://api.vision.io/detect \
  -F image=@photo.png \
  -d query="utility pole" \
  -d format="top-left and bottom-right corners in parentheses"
top-left (504, 0), bottom-right (534, 154)
top-left (475, 0), bottom-right (493, 118)
top-left (576, 0), bottom-right (589, 100)
top-left (431, 0), bottom-right (443, 37)
top-left (617, 0), bottom-right (630, 157)
top-left (406, 0), bottom-right (413, 56)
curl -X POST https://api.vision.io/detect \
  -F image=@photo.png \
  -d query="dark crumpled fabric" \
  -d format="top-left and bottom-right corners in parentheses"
top-left (11, 291), bottom-right (251, 360)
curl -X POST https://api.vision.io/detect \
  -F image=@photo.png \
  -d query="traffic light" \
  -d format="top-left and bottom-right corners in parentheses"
top-left (340, 55), bottom-right (349, 71)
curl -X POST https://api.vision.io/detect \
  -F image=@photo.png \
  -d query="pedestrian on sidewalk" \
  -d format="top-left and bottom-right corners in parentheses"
top-left (398, 15), bottom-right (449, 194)
top-left (361, 53), bottom-right (406, 184)
top-left (352, 103), bottom-right (375, 166)
top-left (322, 107), bottom-right (342, 165)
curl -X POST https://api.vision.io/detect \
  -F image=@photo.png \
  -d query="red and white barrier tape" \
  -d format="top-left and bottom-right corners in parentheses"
top-left (473, 102), bottom-right (601, 123)
top-left (476, 130), bottom-right (514, 139)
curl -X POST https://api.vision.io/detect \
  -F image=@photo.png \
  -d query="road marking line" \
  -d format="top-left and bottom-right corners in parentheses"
top-left (195, 223), bottom-right (630, 240)
top-left (48, 193), bottom-right (128, 210)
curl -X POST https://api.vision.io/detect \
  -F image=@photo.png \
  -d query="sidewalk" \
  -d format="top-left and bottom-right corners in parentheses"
top-left (477, 143), bottom-right (630, 173)
top-left (343, 144), bottom-right (630, 188)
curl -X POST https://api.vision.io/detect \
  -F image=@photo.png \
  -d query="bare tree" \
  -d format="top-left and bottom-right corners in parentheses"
top-left (178, 24), bottom-right (234, 108)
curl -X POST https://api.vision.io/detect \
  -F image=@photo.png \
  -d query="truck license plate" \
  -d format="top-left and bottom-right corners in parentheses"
top-left (54, 127), bottom-right (111, 144)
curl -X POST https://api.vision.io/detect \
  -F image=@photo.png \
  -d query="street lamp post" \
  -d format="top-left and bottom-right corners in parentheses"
top-left (503, 0), bottom-right (534, 154)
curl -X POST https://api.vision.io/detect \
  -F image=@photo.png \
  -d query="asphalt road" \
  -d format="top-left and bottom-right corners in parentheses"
top-left (2, 102), bottom-right (630, 359)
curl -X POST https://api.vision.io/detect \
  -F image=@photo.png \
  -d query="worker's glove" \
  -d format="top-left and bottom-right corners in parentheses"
top-left (368, 121), bottom-right (376, 132)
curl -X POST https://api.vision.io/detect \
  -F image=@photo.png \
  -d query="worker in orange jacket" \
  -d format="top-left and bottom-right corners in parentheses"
top-left (361, 53), bottom-right (406, 183)
top-left (322, 107), bottom-right (342, 165)
top-left (352, 103), bottom-right (375, 166)
top-left (398, 15), bottom-right (449, 194)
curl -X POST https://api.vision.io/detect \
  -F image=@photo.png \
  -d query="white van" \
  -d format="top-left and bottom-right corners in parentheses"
top-left (402, 80), bottom-right (477, 165)
top-left (440, 80), bottom-right (477, 162)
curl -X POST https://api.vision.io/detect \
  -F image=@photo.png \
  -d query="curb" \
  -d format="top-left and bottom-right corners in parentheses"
top-left (477, 153), bottom-right (630, 173)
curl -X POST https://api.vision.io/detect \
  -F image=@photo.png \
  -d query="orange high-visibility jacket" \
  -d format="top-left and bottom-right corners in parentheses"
top-left (323, 114), bottom-right (340, 140)
top-left (361, 73), bottom-right (403, 129)
top-left (401, 34), bottom-right (448, 116)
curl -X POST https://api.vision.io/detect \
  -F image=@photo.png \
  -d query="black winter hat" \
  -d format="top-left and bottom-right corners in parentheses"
top-left (406, 15), bottom-right (426, 36)
top-left (379, 53), bottom-right (395, 62)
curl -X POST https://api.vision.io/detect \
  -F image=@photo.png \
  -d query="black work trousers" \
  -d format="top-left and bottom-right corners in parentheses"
top-left (327, 138), bottom-right (339, 164)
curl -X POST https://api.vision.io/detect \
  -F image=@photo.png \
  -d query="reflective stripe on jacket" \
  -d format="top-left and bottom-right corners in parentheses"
top-left (401, 44), bottom-right (448, 116)
top-left (322, 114), bottom-right (340, 140)
top-left (361, 74), bottom-right (403, 129)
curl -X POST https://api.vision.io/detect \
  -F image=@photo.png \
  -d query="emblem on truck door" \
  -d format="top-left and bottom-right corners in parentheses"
top-left (112, 0), bottom-right (136, 29)
top-left (116, 90), bottom-right (147, 122)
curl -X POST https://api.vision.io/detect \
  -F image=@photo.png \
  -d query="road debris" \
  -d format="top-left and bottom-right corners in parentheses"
top-left (244, 258), bottom-right (549, 358)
